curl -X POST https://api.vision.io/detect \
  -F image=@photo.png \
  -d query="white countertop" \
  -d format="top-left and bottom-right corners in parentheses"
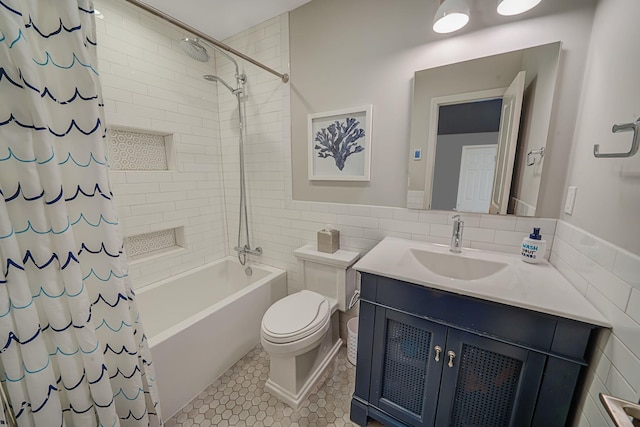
top-left (353, 237), bottom-right (610, 327)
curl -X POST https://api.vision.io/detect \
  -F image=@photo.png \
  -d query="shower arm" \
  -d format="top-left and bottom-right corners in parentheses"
top-left (123, 0), bottom-right (290, 83)
top-left (200, 39), bottom-right (242, 82)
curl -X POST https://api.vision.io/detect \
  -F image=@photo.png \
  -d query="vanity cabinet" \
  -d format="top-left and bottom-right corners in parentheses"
top-left (351, 273), bottom-right (600, 427)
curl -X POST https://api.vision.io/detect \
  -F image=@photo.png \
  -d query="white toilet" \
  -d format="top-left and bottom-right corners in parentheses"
top-left (261, 244), bottom-right (359, 408)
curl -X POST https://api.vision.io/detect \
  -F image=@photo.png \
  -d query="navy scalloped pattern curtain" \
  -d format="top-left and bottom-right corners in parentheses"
top-left (0, 1), bottom-right (161, 425)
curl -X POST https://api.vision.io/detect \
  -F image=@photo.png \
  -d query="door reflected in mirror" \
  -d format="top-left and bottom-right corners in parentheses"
top-left (407, 42), bottom-right (561, 217)
top-left (431, 99), bottom-right (502, 213)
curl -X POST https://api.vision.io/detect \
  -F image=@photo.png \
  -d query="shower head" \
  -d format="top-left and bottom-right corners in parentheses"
top-left (203, 74), bottom-right (241, 95)
top-left (180, 37), bottom-right (243, 79)
top-left (180, 37), bottom-right (210, 62)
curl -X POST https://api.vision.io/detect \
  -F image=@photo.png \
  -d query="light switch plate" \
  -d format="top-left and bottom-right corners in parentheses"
top-left (564, 186), bottom-right (577, 215)
top-left (413, 149), bottom-right (422, 160)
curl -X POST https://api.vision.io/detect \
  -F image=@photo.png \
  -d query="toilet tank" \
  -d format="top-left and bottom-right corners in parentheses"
top-left (293, 245), bottom-right (360, 312)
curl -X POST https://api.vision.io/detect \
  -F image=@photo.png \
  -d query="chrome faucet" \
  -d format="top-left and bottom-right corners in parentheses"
top-left (450, 215), bottom-right (464, 253)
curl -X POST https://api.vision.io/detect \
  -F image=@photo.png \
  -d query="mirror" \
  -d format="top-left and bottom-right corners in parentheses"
top-left (407, 42), bottom-right (561, 216)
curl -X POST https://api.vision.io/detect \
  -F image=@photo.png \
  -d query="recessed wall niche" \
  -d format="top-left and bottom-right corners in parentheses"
top-left (125, 227), bottom-right (186, 262)
top-left (106, 128), bottom-right (176, 171)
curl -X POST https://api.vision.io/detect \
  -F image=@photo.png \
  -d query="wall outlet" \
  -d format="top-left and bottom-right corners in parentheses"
top-left (564, 186), bottom-right (577, 215)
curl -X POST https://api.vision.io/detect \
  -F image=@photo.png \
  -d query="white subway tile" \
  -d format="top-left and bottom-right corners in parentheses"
top-left (494, 230), bottom-right (526, 246)
top-left (582, 393), bottom-right (614, 427)
top-left (393, 209), bottom-right (421, 222)
top-left (603, 334), bottom-right (640, 396)
top-left (613, 249), bottom-right (640, 290)
top-left (102, 85), bottom-right (133, 103)
top-left (430, 224), bottom-right (451, 239)
top-left (115, 101), bottom-right (166, 120)
top-left (378, 219), bottom-right (421, 235)
top-left (555, 220), bottom-right (575, 243)
top-left (130, 202), bottom-right (175, 216)
top-left (550, 253), bottom-right (590, 295)
top-left (369, 206), bottom-right (395, 219)
top-left (348, 205), bottom-right (371, 217)
top-left (585, 286), bottom-right (640, 359)
top-left (515, 217), bottom-right (556, 236)
top-left (558, 238), bottom-right (632, 311)
top-left (627, 289), bottom-right (640, 325)
top-left (605, 366), bottom-right (637, 402)
top-left (418, 211), bottom-right (449, 225)
top-left (447, 213), bottom-right (481, 227)
top-left (336, 215), bottom-right (379, 229)
top-left (479, 215), bottom-right (516, 231)
top-left (571, 227), bottom-right (618, 271)
top-left (464, 226), bottom-right (495, 243)
top-left (591, 347), bottom-right (612, 385)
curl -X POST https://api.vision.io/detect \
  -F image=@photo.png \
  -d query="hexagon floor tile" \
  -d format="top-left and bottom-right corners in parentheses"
top-left (165, 344), bottom-right (384, 427)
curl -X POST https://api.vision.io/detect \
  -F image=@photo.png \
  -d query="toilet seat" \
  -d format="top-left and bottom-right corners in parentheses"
top-left (262, 290), bottom-right (330, 344)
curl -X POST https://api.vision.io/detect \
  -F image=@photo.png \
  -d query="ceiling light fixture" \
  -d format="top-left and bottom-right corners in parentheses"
top-left (432, 0), bottom-right (470, 34)
top-left (496, 0), bottom-right (543, 16)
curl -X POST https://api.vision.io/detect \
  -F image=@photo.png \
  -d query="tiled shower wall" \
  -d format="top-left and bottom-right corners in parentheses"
top-left (551, 221), bottom-right (640, 427)
top-left (95, 0), bottom-right (227, 288)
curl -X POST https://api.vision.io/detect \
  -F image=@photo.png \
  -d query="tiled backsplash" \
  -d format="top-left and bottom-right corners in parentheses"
top-left (550, 221), bottom-right (640, 427)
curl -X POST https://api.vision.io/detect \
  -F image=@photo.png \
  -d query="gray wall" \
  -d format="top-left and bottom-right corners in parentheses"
top-left (289, 0), bottom-right (596, 212)
top-left (432, 133), bottom-right (499, 211)
top-left (561, 0), bottom-right (640, 254)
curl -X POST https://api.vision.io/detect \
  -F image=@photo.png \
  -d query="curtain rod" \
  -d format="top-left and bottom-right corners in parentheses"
top-left (122, 0), bottom-right (290, 83)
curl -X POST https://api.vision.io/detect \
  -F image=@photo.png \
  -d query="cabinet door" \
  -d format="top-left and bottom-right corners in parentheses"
top-left (435, 329), bottom-right (546, 427)
top-left (370, 307), bottom-right (448, 426)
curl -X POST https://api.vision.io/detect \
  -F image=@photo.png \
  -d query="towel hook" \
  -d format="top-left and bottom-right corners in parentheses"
top-left (526, 147), bottom-right (545, 166)
top-left (594, 118), bottom-right (640, 158)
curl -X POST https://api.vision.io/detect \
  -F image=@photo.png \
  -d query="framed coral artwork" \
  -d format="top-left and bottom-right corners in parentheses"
top-left (308, 105), bottom-right (372, 181)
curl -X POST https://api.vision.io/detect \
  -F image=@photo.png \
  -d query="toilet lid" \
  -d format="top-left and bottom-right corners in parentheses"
top-left (262, 290), bottom-right (330, 344)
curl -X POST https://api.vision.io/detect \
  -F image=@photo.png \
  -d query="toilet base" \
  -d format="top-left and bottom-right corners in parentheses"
top-left (265, 338), bottom-right (342, 409)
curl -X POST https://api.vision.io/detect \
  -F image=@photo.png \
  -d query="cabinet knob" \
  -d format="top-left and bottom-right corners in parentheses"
top-left (434, 346), bottom-right (442, 362)
top-left (447, 350), bottom-right (456, 368)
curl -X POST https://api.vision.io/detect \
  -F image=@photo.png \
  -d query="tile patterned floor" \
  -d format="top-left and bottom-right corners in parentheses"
top-left (165, 344), bottom-right (383, 427)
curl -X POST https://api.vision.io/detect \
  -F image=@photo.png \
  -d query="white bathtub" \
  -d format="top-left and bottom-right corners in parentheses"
top-left (135, 257), bottom-right (287, 418)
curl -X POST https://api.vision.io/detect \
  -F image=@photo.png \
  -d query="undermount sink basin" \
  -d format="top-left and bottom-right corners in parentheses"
top-left (353, 237), bottom-right (519, 290)
top-left (409, 248), bottom-right (508, 281)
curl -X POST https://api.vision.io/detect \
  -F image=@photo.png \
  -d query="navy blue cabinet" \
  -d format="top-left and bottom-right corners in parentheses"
top-left (351, 273), bottom-right (600, 427)
top-left (369, 309), bottom-right (447, 426)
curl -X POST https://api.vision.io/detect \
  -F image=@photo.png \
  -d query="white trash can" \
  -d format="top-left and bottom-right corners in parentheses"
top-left (347, 317), bottom-right (359, 365)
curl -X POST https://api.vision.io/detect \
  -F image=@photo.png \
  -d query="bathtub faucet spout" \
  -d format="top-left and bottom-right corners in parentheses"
top-left (234, 245), bottom-right (262, 257)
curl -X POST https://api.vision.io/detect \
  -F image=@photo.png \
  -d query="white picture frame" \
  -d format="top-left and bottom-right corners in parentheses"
top-left (307, 105), bottom-right (372, 181)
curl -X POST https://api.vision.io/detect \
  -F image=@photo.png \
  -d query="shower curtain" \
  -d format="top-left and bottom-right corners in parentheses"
top-left (0, 1), bottom-right (161, 426)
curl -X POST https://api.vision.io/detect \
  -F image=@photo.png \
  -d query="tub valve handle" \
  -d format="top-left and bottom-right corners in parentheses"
top-left (234, 245), bottom-right (262, 256)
